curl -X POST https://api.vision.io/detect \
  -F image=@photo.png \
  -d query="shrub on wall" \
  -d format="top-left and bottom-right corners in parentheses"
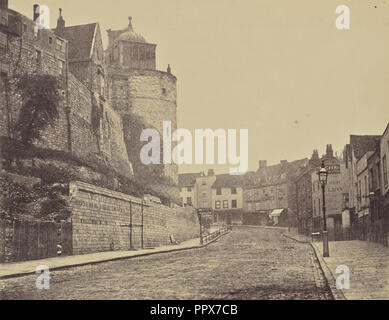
top-left (13, 74), bottom-right (62, 145)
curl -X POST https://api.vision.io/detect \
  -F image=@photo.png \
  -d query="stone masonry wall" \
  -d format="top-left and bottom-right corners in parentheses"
top-left (109, 69), bottom-right (178, 184)
top-left (69, 181), bottom-right (198, 254)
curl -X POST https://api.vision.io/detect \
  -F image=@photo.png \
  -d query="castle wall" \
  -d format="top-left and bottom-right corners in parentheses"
top-left (70, 181), bottom-right (198, 254)
top-left (109, 69), bottom-right (178, 184)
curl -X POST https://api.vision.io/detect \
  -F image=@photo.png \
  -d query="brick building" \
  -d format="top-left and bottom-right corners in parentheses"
top-left (343, 134), bottom-right (381, 239)
top-left (243, 158), bottom-right (308, 227)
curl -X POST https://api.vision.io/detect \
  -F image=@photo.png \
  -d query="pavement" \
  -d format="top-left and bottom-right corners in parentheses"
top-left (284, 231), bottom-right (389, 300)
top-left (0, 233), bottom-right (228, 280)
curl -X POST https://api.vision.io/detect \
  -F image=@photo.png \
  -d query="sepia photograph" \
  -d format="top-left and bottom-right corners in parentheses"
top-left (0, 0), bottom-right (388, 309)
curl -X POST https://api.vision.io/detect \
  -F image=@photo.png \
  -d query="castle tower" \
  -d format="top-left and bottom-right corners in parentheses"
top-left (106, 17), bottom-right (178, 185)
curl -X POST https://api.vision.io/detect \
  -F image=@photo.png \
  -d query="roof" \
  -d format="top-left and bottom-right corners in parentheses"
top-left (178, 173), bottom-right (201, 187)
top-left (61, 23), bottom-right (97, 61)
top-left (212, 174), bottom-right (245, 189)
top-left (115, 17), bottom-right (147, 44)
top-left (350, 135), bottom-right (381, 160)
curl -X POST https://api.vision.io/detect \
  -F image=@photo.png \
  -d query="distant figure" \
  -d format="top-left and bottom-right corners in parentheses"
top-left (169, 234), bottom-right (179, 245)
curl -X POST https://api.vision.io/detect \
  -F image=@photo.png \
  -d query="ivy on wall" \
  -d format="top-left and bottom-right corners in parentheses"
top-left (13, 74), bottom-right (62, 144)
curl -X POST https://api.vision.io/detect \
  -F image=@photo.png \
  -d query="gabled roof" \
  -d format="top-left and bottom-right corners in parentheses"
top-left (212, 174), bottom-right (245, 189)
top-left (178, 173), bottom-right (201, 187)
top-left (61, 23), bottom-right (97, 61)
top-left (350, 135), bottom-right (381, 160)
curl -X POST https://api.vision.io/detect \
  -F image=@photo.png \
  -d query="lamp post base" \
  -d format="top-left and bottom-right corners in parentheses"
top-left (322, 231), bottom-right (329, 257)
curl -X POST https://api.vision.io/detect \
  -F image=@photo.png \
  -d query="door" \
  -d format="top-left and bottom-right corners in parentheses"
top-left (226, 214), bottom-right (232, 225)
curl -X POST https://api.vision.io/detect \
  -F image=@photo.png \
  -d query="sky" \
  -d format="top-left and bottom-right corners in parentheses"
top-left (11, 0), bottom-right (389, 174)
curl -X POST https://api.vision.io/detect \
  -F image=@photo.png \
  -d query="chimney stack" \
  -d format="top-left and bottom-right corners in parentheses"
top-left (0, 0), bottom-right (8, 9)
top-left (258, 160), bottom-right (267, 170)
top-left (33, 4), bottom-right (41, 22)
top-left (55, 8), bottom-right (65, 37)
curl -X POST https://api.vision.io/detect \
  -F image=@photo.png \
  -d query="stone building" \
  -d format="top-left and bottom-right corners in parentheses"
top-left (105, 17), bottom-right (178, 184)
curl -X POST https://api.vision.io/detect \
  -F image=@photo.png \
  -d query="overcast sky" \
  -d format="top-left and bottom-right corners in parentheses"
top-left (12, 0), bottom-right (389, 174)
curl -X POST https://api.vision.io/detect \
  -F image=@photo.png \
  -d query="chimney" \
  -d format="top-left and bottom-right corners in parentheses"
top-left (55, 8), bottom-right (65, 37)
top-left (258, 160), bottom-right (267, 170)
top-left (33, 4), bottom-right (40, 22)
top-left (167, 64), bottom-right (171, 74)
top-left (326, 144), bottom-right (334, 159)
top-left (0, 0), bottom-right (8, 9)
top-left (280, 160), bottom-right (288, 166)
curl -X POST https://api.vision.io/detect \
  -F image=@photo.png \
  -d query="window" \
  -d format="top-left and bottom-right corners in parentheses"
top-left (49, 37), bottom-right (53, 44)
top-left (162, 88), bottom-right (166, 95)
top-left (231, 187), bottom-right (237, 195)
top-left (132, 45), bottom-right (138, 59)
top-left (383, 155), bottom-right (388, 187)
top-left (216, 187), bottom-right (222, 195)
top-left (58, 60), bottom-right (64, 75)
top-left (186, 197), bottom-right (192, 206)
top-left (56, 38), bottom-right (64, 51)
top-left (202, 181), bottom-right (206, 186)
top-left (35, 50), bottom-right (41, 66)
top-left (214, 213), bottom-right (218, 223)
top-left (33, 26), bottom-right (38, 39)
top-left (215, 201), bottom-right (221, 209)
top-left (0, 15), bottom-right (7, 26)
top-left (187, 187), bottom-right (192, 192)
top-left (223, 200), bottom-right (229, 209)
top-left (23, 24), bottom-right (27, 32)
top-left (232, 200), bottom-right (237, 208)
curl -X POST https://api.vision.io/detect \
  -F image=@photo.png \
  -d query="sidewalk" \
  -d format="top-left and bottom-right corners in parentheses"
top-left (0, 233), bottom-right (228, 280)
top-left (284, 231), bottom-right (389, 300)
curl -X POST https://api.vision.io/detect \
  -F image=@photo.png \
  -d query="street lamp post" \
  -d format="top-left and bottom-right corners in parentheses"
top-left (318, 160), bottom-right (329, 257)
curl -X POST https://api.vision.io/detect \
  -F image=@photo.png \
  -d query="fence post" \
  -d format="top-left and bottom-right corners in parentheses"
top-left (0, 215), bottom-right (5, 263)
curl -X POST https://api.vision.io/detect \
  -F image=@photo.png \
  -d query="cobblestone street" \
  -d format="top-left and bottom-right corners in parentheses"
top-left (0, 227), bottom-right (332, 300)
